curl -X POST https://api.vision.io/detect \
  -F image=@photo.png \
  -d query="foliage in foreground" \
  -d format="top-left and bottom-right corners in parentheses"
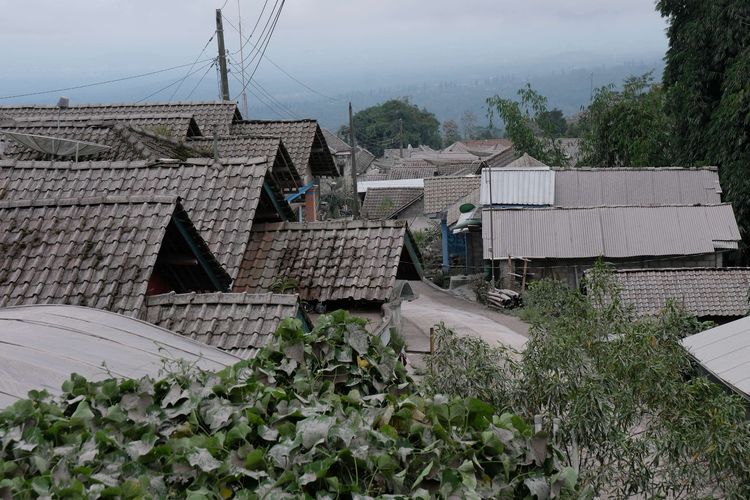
top-left (423, 264), bottom-right (750, 499)
top-left (0, 311), bottom-right (580, 499)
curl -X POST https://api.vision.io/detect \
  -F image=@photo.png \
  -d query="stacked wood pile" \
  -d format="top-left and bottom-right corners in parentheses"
top-left (487, 288), bottom-right (521, 309)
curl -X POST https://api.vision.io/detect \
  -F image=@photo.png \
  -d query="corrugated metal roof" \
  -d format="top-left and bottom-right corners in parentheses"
top-left (358, 178), bottom-right (424, 193)
top-left (608, 268), bottom-right (750, 318)
top-left (480, 168), bottom-right (555, 206)
top-left (423, 175), bottom-right (481, 214)
top-left (553, 168), bottom-right (721, 207)
top-left (142, 292), bottom-right (303, 359)
top-left (0, 304), bottom-right (239, 408)
top-left (482, 204), bottom-right (741, 259)
top-left (681, 317), bottom-right (750, 400)
top-left (234, 220), bottom-right (422, 303)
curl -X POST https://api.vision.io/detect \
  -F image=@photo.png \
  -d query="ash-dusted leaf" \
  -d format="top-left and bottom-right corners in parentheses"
top-left (524, 477), bottom-right (550, 499)
top-left (411, 461), bottom-right (433, 490)
top-left (161, 383), bottom-right (188, 408)
top-left (296, 415), bottom-right (335, 449)
top-left (77, 438), bottom-right (98, 465)
top-left (201, 398), bottom-right (234, 431)
top-left (90, 472), bottom-right (119, 487)
top-left (299, 472), bottom-right (317, 486)
top-left (187, 448), bottom-right (222, 472)
top-left (125, 438), bottom-right (155, 460)
top-left (70, 400), bottom-right (94, 423)
top-left (345, 324), bottom-right (369, 355)
top-left (530, 432), bottom-right (549, 466)
top-left (268, 440), bottom-right (296, 469)
top-left (120, 393), bottom-right (153, 423)
top-left (283, 342), bottom-right (304, 363)
top-left (259, 425), bottom-right (279, 441)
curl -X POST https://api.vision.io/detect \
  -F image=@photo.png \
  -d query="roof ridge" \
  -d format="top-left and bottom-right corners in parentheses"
top-left (0, 194), bottom-right (180, 209)
top-left (145, 291), bottom-right (300, 306)
top-left (483, 203), bottom-right (733, 211)
top-left (560, 166), bottom-right (719, 171)
top-left (610, 267), bottom-right (750, 274)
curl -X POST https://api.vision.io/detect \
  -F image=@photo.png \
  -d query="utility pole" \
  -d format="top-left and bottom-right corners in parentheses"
top-left (237, 0), bottom-right (249, 116)
top-left (215, 9), bottom-right (230, 101)
top-left (349, 102), bottom-right (361, 218)
top-left (399, 118), bottom-right (404, 158)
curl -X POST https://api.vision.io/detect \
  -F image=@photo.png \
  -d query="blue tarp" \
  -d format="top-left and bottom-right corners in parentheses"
top-left (286, 182), bottom-right (315, 203)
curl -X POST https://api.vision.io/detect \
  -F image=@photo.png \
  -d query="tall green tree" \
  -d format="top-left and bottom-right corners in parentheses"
top-left (338, 99), bottom-right (441, 157)
top-left (657, 0), bottom-right (750, 254)
top-left (578, 73), bottom-right (676, 167)
top-left (487, 85), bottom-right (571, 166)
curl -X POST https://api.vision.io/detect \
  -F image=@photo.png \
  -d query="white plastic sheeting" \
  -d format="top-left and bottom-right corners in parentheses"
top-left (1, 131), bottom-right (110, 157)
top-left (357, 178), bottom-right (424, 193)
top-left (0, 305), bottom-right (239, 408)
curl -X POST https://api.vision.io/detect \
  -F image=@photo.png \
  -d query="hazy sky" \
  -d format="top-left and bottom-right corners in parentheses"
top-left (0, 0), bottom-right (668, 103)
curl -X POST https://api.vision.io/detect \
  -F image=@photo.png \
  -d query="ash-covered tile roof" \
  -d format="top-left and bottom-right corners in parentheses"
top-left (0, 102), bottom-right (239, 135)
top-left (423, 175), bottom-right (481, 214)
top-left (142, 292), bottom-right (304, 359)
top-left (0, 195), bottom-right (199, 317)
top-left (0, 157), bottom-right (291, 281)
top-left (387, 165), bottom-right (438, 180)
top-left (608, 268), bottom-right (750, 318)
top-left (234, 220), bottom-right (422, 303)
top-left (321, 128), bottom-right (351, 153)
top-left (231, 119), bottom-right (339, 177)
top-left (0, 120), bottom-right (203, 161)
top-left (362, 187), bottom-right (424, 220)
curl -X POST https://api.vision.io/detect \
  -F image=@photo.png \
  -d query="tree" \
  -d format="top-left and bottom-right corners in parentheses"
top-left (338, 99), bottom-right (441, 157)
top-left (461, 111), bottom-right (478, 140)
top-left (423, 264), bottom-right (750, 497)
top-left (486, 85), bottom-right (571, 166)
top-left (441, 119), bottom-right (461, 146)
top-left (577, 73), bottom-right (676, 167)
top-left (538, 108), bottom-right (567, 136)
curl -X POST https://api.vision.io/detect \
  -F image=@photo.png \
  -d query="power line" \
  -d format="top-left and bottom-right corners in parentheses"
top-left (135, 60), bottom-right (215, 103)
top-left (186, 61), bottom-right (218, 100)
top-left (228, 70), bottom-right (289, 119)
top-left (0, 59), bottom-right (215, 101)
top-left (169, 33), bottom-right (216, 102)
top-left (228, 55), bottom-right (299, 118)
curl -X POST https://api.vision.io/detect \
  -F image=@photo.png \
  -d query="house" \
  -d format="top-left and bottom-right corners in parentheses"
top-left (423, 175), bottom-right (482, 272)
top-left (0, 196), bottom-right (230, 316)
top-left (232, 220), bottom-right (422, 332)
top-left (606, 267), bottom-right (750, 322)
top-left (321, 127), bottom-right (375, 179)
top-left (0, 304), bottom-right (239, 408)
top-left (360, 187), bottom-right (430, 231)
top-left (0, 118), bottom-right (205, 161)
top-left (681, 316), bottom-right (750, 402)
top-left (0, 157), bottom-right (297, 282)
top-left (230, 119), bottom-right (339, 221)
top-left (482, 204), bottom-right (740, 287)
top-left (141, 292), bottom-right (311, 359)
top-left (472, 164), bottom-right (735, 287)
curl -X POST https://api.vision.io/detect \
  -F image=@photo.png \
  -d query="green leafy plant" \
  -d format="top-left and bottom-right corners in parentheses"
top-left (0, 311), bottom-right (580, 498)
top-left (268, 277), bottom-right (299, 294)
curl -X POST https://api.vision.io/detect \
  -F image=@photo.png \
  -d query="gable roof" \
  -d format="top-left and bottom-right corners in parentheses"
top-left (361, 187), bottom-right (424, 220)
top-left (0, 157), bottom-right (294, 281)
top-left (423, 175), bottom-right (481, 214)
top-left (186, 136), bottom-right (301, 188)
top-left (142, 292), bottom-right (305, 359)
top-left (503, 153), bottom-right (548, 169)
top-left (0, 120), bottom-right (203, 161)
top-left (553, 167), bottom-right (722, 207)
top-left (0, 195), bottom-right (229, 317)
top-left (609, 267), bottom-right (750, 318)
top-left (0, 102), bottom-right (239, 135)
top-left (231, 119), bottom-right (339, 177)
top-left (682, 316), bottom-right (750, 400)
top-left (0, 304), bottom-right (239, 408)
top-left (234, 220), bottom-right (423, 303)
top-left (482, 204), bottom-right (741, 259)
top-left (321, 128), bottom-right (351, 153)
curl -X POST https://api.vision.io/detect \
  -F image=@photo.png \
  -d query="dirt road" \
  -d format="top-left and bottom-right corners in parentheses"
top-left (401, 281), bottom-right (529, 355)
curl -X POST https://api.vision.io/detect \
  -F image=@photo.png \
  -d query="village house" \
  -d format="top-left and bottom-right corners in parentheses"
top-left (360, 186), bottom-right (431, 231)
top-left (0, 196), bottom-right (231, 316)
top-left (604, 267), bottom-right (750, 323)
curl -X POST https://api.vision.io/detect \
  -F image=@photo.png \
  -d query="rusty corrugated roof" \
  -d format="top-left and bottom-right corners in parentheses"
top-left (234, 220), bottom-right (422, 303)
top-left (608, 267), bottom-right (750, 318)
top-left (142, 292), bottom-right (303, 359)
top-left (482, 204), bottom-right (741, 259)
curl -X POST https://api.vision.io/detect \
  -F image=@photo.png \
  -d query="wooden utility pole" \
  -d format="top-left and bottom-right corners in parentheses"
top-left (348, 102), bottom-right (361, 218)
top-left (215, 9), bottom-right (230, 101)
top-left (399, 118), bottom-right (404, 158)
